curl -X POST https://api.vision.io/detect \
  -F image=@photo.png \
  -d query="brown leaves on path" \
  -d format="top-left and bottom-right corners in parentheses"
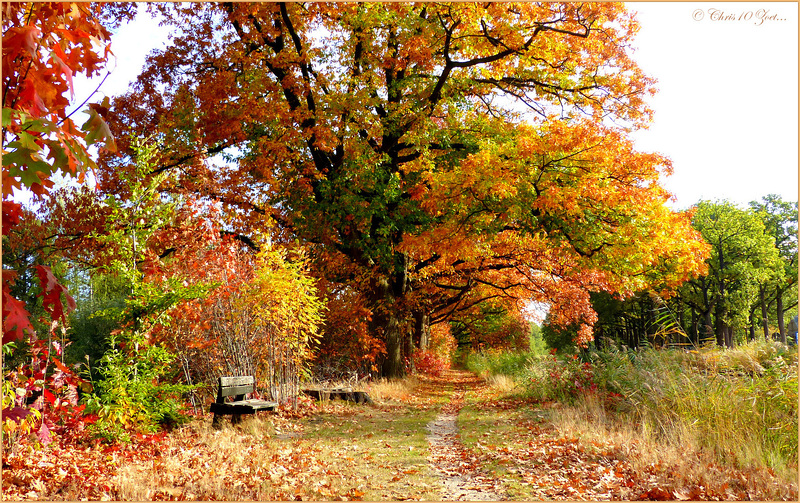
top-left (424, 371), bottom-right (506, 500)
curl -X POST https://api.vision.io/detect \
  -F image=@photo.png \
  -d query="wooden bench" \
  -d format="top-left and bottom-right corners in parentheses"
top-left (302, 386), bottom-right (373, 404)
top-left (210, 376), bottom-right (277, 428)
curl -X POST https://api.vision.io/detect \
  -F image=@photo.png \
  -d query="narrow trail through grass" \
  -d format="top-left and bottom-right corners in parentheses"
top-left (424, 370), bottom-right (505, 501)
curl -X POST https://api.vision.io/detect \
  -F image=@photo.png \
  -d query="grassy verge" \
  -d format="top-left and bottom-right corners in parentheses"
top-left (457, 400), bottom-right (544, 500)
top-left (301, 400), bottom-right (440, 500)
top-left (463, 341), bottom-right (799, 499)
top-left (585, 342), bottom-right (798, 479)
top-left (107, 375), bottom-right (447, 501)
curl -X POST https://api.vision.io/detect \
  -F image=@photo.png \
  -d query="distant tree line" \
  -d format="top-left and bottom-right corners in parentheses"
top-left (546, 195), bottom-right (798, 349)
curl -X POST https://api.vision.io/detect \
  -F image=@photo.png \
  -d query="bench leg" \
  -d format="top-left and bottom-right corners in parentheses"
top-left (212, 413), bottom-right (223, 430)
top-left (231, 413), bottom-right (243, 425)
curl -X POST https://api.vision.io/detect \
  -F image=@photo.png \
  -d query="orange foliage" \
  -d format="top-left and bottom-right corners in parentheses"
top-left (151, 233), bottom-right (324, 402)
top-left (2, 2), bottom-right (127, 197)
top-left (312, 282), bottom-right (384, 378)
top-left (2, 2), bottom-right (128, 344)
top-left (100, 3), bottom-right (709, 368)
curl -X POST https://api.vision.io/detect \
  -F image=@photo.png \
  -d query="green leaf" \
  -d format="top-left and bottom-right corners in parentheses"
top-left (18, 131), bottom-right (39, 151)
top-left (43, 139), bottom-right (69, 171)
top-left (3, 147), bottom-right (57, 187)
top-left (2, 108), bottom-right (13, 127)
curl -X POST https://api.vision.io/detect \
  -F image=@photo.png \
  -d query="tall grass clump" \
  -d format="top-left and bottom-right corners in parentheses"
top-left (516, 340), bottom-right (798, 480)
top-left (464, 348), bottom-right (543, 380)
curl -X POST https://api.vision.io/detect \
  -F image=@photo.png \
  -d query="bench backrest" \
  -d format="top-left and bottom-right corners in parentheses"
top-left (217, 376), bottom-right (255, 402)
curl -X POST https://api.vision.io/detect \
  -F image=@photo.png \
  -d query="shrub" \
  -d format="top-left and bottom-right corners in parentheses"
top-left (2, 334), bottom-right (92, 448)
top-left (464, 348), bottom-right (539, 379)
top-left (413, 349), bottom-right (450, 377)
top-left (83, 330), bottom-right (195, 442)
top-left (523, 349), bottom-right (597, 403)
top-left (413, 323), bottom-right (456, 377)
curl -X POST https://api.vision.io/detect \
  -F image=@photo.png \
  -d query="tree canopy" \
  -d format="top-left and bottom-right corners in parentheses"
top-left (99, 2), bottom-right (708, 376)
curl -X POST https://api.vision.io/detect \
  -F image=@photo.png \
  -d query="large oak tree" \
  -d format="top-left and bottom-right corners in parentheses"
top-left (105, 2), bottom-right (707, 376)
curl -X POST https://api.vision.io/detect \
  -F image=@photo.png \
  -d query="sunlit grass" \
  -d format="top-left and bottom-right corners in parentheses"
top-left (484, 373), bottom-right (518, 394)
top-left (301, 403), bottom-right (440, 500)
top-left (464, 340), bottom-right (799, 499)
top-left (361, 375), bottom-right (421, 403)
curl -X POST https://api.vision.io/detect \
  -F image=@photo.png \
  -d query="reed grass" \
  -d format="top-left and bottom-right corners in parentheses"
top-left (362, 375), bottom-right (421, 403)
top-left (466, 341), bottom-right (798, 487)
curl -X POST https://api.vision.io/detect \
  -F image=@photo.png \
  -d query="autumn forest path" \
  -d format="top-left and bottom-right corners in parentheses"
top-left (403, 369), bottom-right (688, 501)
top-left (422, 370), bottom-right (506, 500)
top-left (5, 368), bottom-right (793, 500)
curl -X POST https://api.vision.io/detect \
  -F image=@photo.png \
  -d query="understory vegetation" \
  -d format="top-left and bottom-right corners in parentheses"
top-left (465, 340), bottom-right (799, 486)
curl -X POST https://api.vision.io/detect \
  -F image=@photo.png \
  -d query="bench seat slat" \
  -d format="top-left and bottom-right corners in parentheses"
top-left (211, 399), bottom-right (277, 414)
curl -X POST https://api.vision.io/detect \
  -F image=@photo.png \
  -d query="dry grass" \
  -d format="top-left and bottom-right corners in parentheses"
top-left (113, 416), bottom-right (285, 500)
top-left (543, 392), bottom-right (797, 500)
top-left (362, 375), bottom-right (421, 403)
top-left (111, 375), bottom-right (441, 501)
top-left (115, 410), bottom-right (408, 500)
top-left (463, 342), bottom-right (798, 500)
top-left (484, 373), bottom-right (518, 394)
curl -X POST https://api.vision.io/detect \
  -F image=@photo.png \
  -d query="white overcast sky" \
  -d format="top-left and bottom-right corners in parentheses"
top-left (60, 2), bottom-right (798, 210)
top-left (628, 2), bottom-right (798, 209)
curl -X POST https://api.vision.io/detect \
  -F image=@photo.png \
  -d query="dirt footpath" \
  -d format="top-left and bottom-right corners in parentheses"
top-left (424, 371), bottom-right (505, 500)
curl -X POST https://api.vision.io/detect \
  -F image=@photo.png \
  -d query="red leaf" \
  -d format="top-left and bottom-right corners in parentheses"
top-left (53, 357), bottom-right (70, 374)
top-left (51, 42), bottom-right (74, 99)
top-left (2, 287), bottom-right (34, 344)
top-left (4, 25), bottom-right (41, 59)
top-left (34, 265), bottom-right (76, 321)
top-left (18, 77), bottom-right (48, 116)
top-left (36, 421), bottom-right (52, 445)
top-left (2, 201), bottom-right (23, 235)
top-left (1, 406), bottom-right (33, 424)
top-left (43, 389), bottom-right (56, 406)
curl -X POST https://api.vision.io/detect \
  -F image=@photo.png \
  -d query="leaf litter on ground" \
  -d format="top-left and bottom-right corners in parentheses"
top-left (3, 369), bottom-right (797, 500)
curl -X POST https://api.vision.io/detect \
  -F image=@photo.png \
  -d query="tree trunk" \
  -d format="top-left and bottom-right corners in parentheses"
top-left (690, 307), bottom-right (698, 345)
top-left (403, 318), bottom-right (415, 373)
top-left (788, 315), bottom-right (799, 344)
top-left (715, 323), bottom-right (725, 347)
top-left (370, 255), bottom-right (411, 379)
top-left (414, 310), bottom-right (431, 351)
top-left (714, 306), bottom-right (731, 348)
top-left (776, 291), bottom-right (787, 343)
top-left (700, 278), bottom-right (714, 344)
top-left (760, 287), bottom-right (770, 341)
top-left (703, 308), bottom-right (715, 345)
top-left (374, 308), bottom-right (405, 378)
